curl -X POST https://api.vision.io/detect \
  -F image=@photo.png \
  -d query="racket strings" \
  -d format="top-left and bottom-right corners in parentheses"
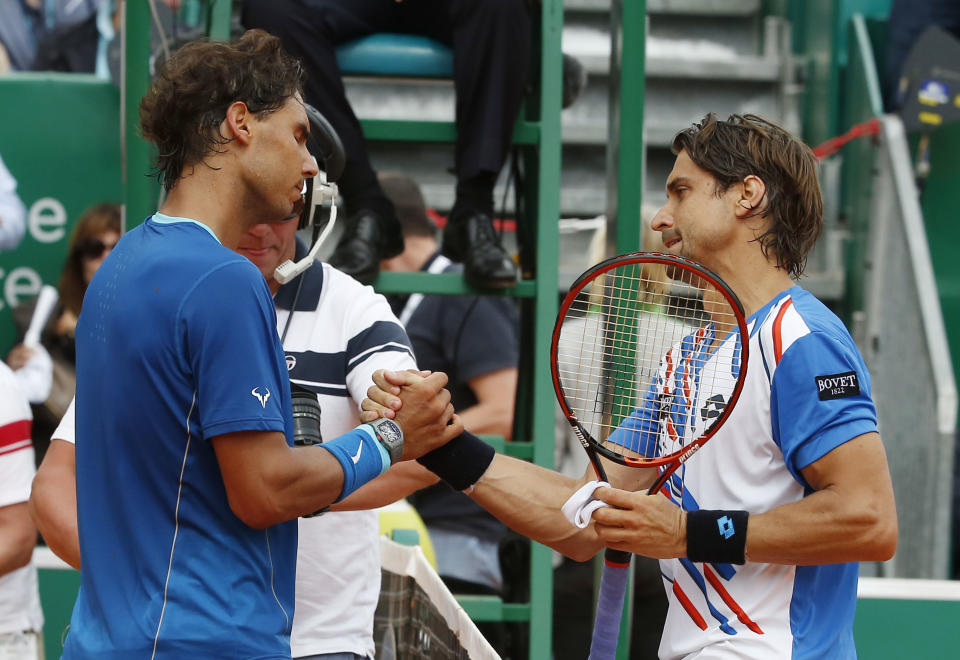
top-left (557, 262), bottom-right (742, 463)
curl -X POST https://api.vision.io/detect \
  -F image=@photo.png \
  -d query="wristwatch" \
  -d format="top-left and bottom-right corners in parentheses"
top-left (366, 418), bottom-right (404, 465)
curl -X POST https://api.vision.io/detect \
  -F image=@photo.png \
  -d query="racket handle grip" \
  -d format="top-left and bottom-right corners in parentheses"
top-left (588, 549), bottom-right (632, 660)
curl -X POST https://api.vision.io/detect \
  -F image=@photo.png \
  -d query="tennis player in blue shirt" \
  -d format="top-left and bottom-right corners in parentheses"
top-left (62, 30), bottom-right (461, 659)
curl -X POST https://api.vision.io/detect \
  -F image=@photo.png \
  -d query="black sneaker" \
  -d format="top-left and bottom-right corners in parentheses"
top-left (441, 211), bottom-right (518, 289)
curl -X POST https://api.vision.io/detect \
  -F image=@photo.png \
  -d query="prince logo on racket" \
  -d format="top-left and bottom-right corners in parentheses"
top-left (362, 113), bottom-right (897, 660)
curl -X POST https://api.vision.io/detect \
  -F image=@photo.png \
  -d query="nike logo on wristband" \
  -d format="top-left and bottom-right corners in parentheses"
top-left (351, 441), bottom-right (363, 464)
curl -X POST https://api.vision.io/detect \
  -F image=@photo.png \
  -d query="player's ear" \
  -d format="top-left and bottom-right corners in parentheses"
top-left (223, 101), bottom-right (253, 145)
top-left (735, 174), bottom-right (766, 218)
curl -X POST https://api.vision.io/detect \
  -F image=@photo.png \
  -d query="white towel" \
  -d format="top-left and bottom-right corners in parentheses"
top-left (561, 480), bottom-right (611, 529)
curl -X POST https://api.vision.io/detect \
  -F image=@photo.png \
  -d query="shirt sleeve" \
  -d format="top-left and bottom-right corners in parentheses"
top-left (53, 396), bottom-right (76, 445)
top-left (0, 362), bottom-right (35, 506)
top-left (342, 281), bottom-right (418, 407)
top-left (179, 260), bottom-right (289, 439)
top-left (607, 379), bottom-right (663, 456)
top-left (13, 343), bottom-right (53, 404)
top-left (770, 330), bottom-right (879, 484)
top-left (0, 154), bottom-right (26, 252)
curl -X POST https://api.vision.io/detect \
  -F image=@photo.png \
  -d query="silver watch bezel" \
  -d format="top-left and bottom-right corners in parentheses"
top-left (369, 418), bottom-right (403, 463)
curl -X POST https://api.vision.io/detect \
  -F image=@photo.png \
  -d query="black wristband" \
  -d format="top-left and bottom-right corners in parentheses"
top-left (416, 431), bottom-right (496, 491)
top-left (686, 510), bottom-right (749, 565)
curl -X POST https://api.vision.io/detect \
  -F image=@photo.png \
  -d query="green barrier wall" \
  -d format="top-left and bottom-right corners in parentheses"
top-left (37, 567), bottom-right (960, 660)
top-left (38, 568), bottom-right (80, 658)
top-left (0, 73), bottom-right (122, 354)
top-left (855, 597), bottom-right (960, 657)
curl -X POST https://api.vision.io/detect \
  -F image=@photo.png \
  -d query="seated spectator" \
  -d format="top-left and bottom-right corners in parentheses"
top-left (884, 0), bottom-right (960, 110)
top-left (243, 0), bottom-right (529, 289)
top-left (0, 360), bottom-right (43, 659)
top-left (6, 202), bottom-right (120, 463)
top-left (0, 0), bottom-right (102, 74)
top-left (94, 1), bottom-right (196, 84)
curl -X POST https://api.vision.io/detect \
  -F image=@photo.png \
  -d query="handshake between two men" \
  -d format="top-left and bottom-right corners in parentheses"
top-left (344, 369), bottom-right (501, 507)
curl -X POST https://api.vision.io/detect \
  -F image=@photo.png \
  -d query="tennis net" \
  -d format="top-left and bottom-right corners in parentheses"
top-left (374, 536), bottom-right (500, 660)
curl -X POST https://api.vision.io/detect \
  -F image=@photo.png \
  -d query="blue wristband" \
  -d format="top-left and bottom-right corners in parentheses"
top-left (318, 425), bottom-right (391, 502)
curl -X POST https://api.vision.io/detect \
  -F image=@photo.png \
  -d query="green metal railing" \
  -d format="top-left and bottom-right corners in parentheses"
top-left (123, 0), bottom-right (157, 228)
top-left (347, 5), bottom-right (565, 654)
top-left (609, 0), bottom-right (646, 257)
top-left (605, 1), bottom-right (647, 656)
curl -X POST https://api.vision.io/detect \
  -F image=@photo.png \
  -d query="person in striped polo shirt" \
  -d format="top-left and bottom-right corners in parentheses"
top-left (0, 361), bottom-right (42, 659)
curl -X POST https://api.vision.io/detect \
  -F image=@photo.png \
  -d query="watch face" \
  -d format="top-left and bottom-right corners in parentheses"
top-left (378, 420), bottom-right (402, 444)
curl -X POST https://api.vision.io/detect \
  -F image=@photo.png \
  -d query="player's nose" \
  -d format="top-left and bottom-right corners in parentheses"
top-left (651, 204), bottom-right (673, 231)
top-left (303, 154), bottom-right (319, 179)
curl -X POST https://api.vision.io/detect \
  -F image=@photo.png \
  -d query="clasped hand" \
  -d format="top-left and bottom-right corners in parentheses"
top-left (363, 369), bottom-right (463, 461)
top-left (363, 370), bottom-right (686, 558)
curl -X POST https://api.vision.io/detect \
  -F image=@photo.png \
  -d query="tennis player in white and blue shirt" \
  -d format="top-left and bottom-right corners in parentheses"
top-left (362, 113), bottom-right (898, 660)
top-left (609, 284), bottom-right (881, 658)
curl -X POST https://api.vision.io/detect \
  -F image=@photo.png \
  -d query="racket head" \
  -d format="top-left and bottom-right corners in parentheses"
top-left (550, 252), bottom-right (749, 473)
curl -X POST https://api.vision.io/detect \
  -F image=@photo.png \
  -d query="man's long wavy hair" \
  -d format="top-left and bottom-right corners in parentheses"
top-left (671, 113), bottom-right (822, 278)
top-left (139, 29), bottom-right (304, 192)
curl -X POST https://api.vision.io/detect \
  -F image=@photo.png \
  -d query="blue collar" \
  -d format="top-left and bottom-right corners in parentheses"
top-left (150, 213), bottom-right (221, 244)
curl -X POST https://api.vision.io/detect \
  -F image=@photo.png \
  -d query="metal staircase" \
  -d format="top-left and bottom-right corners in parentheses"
top-left (342, 1), bottom-right (847, 304)
top-left (563, 0), bottom-right (800, 214)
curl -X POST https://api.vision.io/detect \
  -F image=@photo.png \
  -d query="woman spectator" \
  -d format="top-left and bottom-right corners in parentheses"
top-left (6, 202), bottom-right (120, 463)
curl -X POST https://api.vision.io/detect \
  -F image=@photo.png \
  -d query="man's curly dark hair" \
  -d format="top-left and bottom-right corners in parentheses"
top-left (139, 29), bottom-right (305, 192)
top-left (672, 113), bottom-right (823, 279)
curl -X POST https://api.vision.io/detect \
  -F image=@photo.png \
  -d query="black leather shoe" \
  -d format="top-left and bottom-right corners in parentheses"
top-left (441, 212), bottom-right (518, 289)
top-left (329, 211), bottom-right (387, 284)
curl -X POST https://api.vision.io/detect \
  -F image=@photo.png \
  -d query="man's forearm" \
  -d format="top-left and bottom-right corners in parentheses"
top-left (333, 461), bottom-right (438, 511)
top-left (215, 432), bottom-right (349, 528)
top-left (745, 486), bottom-right (897, 565)
top-left (29, 465), bottom-right (81, 570)
top-left (468, 454), bottom-right (603, 562)
top-left (0, 502), bottom-right (37, 576)
top-left (745, 433), bottom-right (897, 565)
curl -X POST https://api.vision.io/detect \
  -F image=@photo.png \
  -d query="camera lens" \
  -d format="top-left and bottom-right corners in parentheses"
top-left (291, 384), bottom-right (322, 446)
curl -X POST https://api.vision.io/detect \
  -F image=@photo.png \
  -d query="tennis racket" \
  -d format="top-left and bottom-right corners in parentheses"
top-left (550, 252), bottom-right (749, 659)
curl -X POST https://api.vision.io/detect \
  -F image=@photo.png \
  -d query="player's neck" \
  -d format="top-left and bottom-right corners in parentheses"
top-left (712, 249), bottom-right (796, 317)
top-left (159, 173), bottom-right (254, 249)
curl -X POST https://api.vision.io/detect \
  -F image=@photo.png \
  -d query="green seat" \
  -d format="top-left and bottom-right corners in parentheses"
top-left (336, 34), bottom-right (453, 78)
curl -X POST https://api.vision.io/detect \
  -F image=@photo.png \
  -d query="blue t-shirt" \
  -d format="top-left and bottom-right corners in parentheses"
top-left (64, 215), bottom-right (296, 659)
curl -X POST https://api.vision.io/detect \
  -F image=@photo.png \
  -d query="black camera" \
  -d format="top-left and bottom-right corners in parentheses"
top-left (291, 383), bottom-right (322, 446)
